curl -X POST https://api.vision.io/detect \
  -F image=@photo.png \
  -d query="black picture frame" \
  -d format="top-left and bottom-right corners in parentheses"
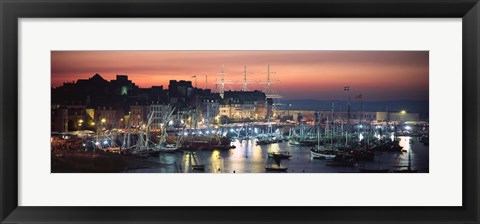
top-left (1, 0), bottom-right (479, 223)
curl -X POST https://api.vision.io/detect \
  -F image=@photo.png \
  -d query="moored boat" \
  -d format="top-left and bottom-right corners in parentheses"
top-left (310, 148), bottom-right (337, 160)
top-left (268, 151), bottom-right (292, 159)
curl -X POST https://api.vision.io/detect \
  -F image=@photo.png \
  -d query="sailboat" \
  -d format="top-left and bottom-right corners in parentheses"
top-left (265, 153), bottom-right (288, 172)
top-left (156, 106), bottom-right (182, 153)
top-left (311, 105), bottom-right (337, 160)
top-left (267, 151), bottom-right (292, 159)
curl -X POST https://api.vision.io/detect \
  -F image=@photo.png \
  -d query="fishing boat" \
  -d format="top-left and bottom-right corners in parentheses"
top-left (256, 140), bottom-right (271, 145)
top-left (288, 138), bottom-right (301, 146)
top-left (311, 148), bottom-right (337, 160)
top-left (265, 147), bottom-right (288, 172)
top-left (256, 135), bottom-right (273, 145)
top-left (157, 143), bottom-right (180, 153)
top-left (268, 151), bottom-right (292, 159)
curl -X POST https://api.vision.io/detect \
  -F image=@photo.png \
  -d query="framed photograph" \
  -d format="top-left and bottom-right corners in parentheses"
top-left (1, 0), bottom-right (479, 223)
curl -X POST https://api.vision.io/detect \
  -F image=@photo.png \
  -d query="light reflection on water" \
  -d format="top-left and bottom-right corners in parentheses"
top-left (126, 136), bottom-right (428, 173)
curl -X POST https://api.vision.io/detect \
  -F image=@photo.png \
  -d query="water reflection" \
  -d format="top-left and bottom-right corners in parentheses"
top-left (128, 136), bottom-right (428, 173)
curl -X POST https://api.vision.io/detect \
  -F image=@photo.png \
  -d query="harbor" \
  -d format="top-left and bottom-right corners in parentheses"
top-left (51, 51), bottom-right (429, 173)
top-left (126, 136), bottom-right (428, 173)
top-left (51, 120), bottom-right (429, 173)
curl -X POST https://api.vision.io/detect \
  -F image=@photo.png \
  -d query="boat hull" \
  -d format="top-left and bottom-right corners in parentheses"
top-left (310, 149), bottom-right (337, 160)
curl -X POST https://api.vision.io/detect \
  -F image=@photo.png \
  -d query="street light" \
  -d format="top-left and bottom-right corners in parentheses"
top-left (78, 119), bottom-right (84, 131)
top-left (100, 118), bottom-right (106, 132)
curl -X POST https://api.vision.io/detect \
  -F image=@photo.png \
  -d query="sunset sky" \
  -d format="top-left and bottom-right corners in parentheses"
top-left (51, 51), bottom-right (429, 101)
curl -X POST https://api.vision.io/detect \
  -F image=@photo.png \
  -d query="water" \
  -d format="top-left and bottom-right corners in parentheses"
top-left (126, 136), bottom-right (429, 173)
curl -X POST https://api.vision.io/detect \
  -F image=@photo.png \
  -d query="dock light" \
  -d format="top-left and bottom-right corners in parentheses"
top-left (168, 120), bottom-right (174, 126)
top-left (400, 110), bottom-right (406, 114)
top-left (103, 140), bottom-right (108, 145)
top-left (359, 125), bottom-right (363, 128)
top-left (101, 118), bottom-right (106, 123)
top-left (95, 142), bottom-right (100, 146)
top-left (405, 126), bottom-right (412, 130)
top-left (206, 130), bottom-right (210, 134)
top-left (90, 122), bottom-right (95, 126)
top-left (230, 129), bottom-right (234, 132)
top-left (184, 132), bottom-right (188, 136)
top-left (79, 119), bottom-right (84, 123)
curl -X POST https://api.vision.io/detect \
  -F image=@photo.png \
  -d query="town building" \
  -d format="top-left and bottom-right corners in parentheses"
top-left (276, 109), bottom-right (421, 124)
top-left (221, 90), bottom-right (269, 120)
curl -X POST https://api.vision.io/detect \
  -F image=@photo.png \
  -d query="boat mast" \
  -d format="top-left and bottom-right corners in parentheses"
top-left (408, 148), bottom-right (412, 171)
top-left (317, 123), bottom-right (320, 150)
top-left (126, 118), bottom-right (131, 149)
top-left (331, 102), bottom-right (334, 146)
top-left (243, 65), bottom-right (247, 92)
top-left (145, 112), bottom-right (154, 148)
top-left (344, 86), bottom-right (350, 146)
top-left (220, 64), bottom-right (225, 99)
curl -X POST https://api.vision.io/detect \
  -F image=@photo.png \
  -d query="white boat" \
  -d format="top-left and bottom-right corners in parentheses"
top-left (288, 139), bottom-right (300, 145)
top-left (310, 121), bottom-right (337, 160)
top-left (310, 147), bottom-right (337, 160)
top-left (157, 143), bottom-right (180, 153)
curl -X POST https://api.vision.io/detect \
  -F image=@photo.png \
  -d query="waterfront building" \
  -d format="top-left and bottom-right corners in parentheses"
top-left (129, 103), bottom-right (149, 128)
top-left (51, 107), bottom-right (88, 132)
top-left (198, 95), bottom-right (221, 125)
top-left (94, 106), bottom-right (123, 130)
top-left (221, 90), bottom-right (268, 120)
top-left (376, 111), bottom-right (420, 123)
top-left (149, 103), bottom-right (171, 130)
top-left (277, 109), bottom-right (421, 124)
